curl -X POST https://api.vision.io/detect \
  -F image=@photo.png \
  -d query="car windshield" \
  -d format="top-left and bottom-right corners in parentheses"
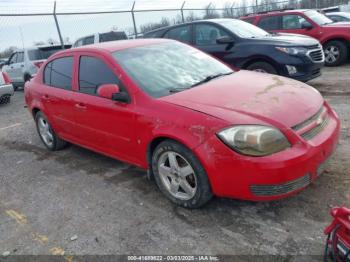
top-left (305, 10), bottom-right (334, 25)
top-left (112, 42), bottom-right (233, 98)
top-left (218, 19), bottom-right (269, 38)
top-left (28, 45), bottom-right (70, 60)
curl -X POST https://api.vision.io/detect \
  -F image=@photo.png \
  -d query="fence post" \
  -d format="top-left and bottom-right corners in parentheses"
top-left (181, 1), bottom-right (186, 23)
top-left (53, 1), bottom-right (64, 49)
top-left (131, 1), bottom-right (137, 38)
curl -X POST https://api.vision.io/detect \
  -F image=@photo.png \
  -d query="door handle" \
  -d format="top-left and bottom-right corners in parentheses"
top-left (75, 103), bottom-right (87, 109)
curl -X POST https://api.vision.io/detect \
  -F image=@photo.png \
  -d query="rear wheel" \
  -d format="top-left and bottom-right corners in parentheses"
top-left (246, 61), bottom-right (277, 74)
top-left (0, 95), bottom-right (10, 104)
top-left (35, 111), bottom-right (68, 151)
top-left (152, 140), bottom-right (212, 208)
top-left (324, 40), bottom-right (348, 66)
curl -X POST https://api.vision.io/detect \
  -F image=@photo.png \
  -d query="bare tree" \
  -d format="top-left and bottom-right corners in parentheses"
top-left (203, 3), bottom-right (221, 19)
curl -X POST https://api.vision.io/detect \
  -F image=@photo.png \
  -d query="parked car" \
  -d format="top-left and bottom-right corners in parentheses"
top-left (143, 19), bottom-right (324, 82)
top-left (0, 58), bottom-right (8, 69)
top-left (241, 9), bottom-right (350, 66)
top-left (326, 12), bottom-right (350, 22)
top-left (2, 44), bottom-right (71, 90)
top-left (73, 31), bottom-right (128, 48)
top-left (0, 71), bottom-right (14, 104)
top-left (25, 39), bottom-right (340, 208)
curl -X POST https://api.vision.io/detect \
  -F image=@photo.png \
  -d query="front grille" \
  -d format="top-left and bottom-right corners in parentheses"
top-left (306, 44), bottom-right (320, 50)
top-left (292, 106), bottom-right (330, 140)
top-left (250, 173), bottom-right (311, 196)
top-left (309, 49), bottom-right (324, 62)
top-left (301, 116), bottom-right (330, 140)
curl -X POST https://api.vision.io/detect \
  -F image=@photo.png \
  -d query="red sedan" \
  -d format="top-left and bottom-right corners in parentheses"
top-left (24, 39), bottom-right (340, 208)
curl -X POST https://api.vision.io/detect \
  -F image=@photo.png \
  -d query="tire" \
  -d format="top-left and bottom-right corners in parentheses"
top-left (324, 40), bottom-right (348, 67)
top-left (35, 111), bottom-right (68, 151)
top-left (0, 95), bottom-right (10, 104)
top-left (13, 85), bottom-right (18, 91)
top-left (24, 74), bottom-right (31, 83)
top-left (246, 61), bottom-right (277, 74)
top-left (152, 140), bottom-right (213, 208)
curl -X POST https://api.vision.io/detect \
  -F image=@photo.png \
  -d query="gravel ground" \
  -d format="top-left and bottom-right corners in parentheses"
top-left (0, 66), bottom-right (349, 260)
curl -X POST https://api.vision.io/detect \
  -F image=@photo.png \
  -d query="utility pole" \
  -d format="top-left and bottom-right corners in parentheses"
top-left (131, 1), bottom-right (137, 38)
top-left (181, 1), bottom-right (186, 23)
top-left (53, 1), bottom-right (64, 49)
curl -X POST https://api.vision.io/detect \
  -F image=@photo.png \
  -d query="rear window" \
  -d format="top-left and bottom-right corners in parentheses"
top-left (28, 45), bottom-right (71, 61)
top-left (99, 31), bottom-right (127, 42)
top-left (44, 56), bottom-right (73, 90)
top-left (258, 16), bottom-right (281, 30)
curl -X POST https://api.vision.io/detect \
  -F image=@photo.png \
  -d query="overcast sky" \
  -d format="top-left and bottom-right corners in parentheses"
top-left (0, 0), bottom-right (251, 52)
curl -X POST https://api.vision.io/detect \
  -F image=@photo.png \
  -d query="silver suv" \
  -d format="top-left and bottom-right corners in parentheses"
top-left (2, 44), bottom-right (70, 90)
top-left (73, 31), bottom-right (127, 48)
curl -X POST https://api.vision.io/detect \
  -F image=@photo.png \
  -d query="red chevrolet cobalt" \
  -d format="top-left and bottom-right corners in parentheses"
top-left (25, 39), bottom-right (340, 208)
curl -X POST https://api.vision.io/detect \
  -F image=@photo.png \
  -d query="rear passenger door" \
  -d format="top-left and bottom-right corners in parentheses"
top-left (194, 23), bottom-right (234, 61)
top-left (42, 56), bottom-right (77, 137)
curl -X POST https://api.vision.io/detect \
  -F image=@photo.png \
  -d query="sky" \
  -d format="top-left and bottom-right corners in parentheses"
top-left (0, 0), bottom-right (250, 52)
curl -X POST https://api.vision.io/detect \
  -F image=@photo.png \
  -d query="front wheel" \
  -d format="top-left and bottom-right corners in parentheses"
top-left (152, 140), bottom-right (213, 208)
top-left (246, 61), bottom-right (277, 74)
top-left (35, 111), bottom-right (68, 151)
top-left (324, 41), bottom-right (348, 66)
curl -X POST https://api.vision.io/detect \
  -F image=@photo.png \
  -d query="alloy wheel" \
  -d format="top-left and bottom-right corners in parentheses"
top-left (157, 151), bottom-right (197, 201)
top-left (325, 45), bottom-right (340, 64)
top-left (37, 116), bottom-right (54, 147)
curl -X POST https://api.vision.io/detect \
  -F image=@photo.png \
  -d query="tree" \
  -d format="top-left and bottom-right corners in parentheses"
top-left (0, 46), bottom-right (17, 59)
top-left (203, 3), bottom-right (221, 19)
top-left (139, 17), bottom-right (170, 34)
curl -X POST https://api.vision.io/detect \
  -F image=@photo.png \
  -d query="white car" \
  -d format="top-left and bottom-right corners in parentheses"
top-left (0, 71), bottom-right (14, 104)
top-left (326, 12), bottom-right (350, 22)
top-left (2, 44), bottom-right (70, 90)
top-left (73, 31), bottom-right (128, 48)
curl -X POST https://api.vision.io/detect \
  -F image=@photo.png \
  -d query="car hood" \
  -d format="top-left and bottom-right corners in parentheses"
top-left (160, 71), bottom-right (323, 128)
top-left (255, 33), bottom-right (320, 46)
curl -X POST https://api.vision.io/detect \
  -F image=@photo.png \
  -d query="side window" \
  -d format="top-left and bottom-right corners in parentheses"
top-left (195, 24), bottom-right (230, 46)
top-left (82, 36), bottom-right (94, 46)
top-left (258, 16), bottom-right (281, 30)
top-left (164, 25), bottom-right (191, 44)
top-left (79, 56), bottom-right (120, 95)
top-left (282, 15), bottom-right (311, 29)
top-left (9, 53), bottom-right (18, 64)
top-left (43, 56), bottom-right (73, 90)
top-left (17, 52), bottom-right (24, 63)
top-left (74, 39), bottom-right (83, 47)
top-left (329, 15), bottom-right (346, 22)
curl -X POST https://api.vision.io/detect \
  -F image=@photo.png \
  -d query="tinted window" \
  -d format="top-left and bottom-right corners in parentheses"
top-left (17, 52), bottom-right (24, 63)
top-left (143, 30), bottom-right (165, 38)
top-left (79, 56), bottom-right (119, 95)
top-left (112, 42), bottom-right (232, 98)
top-left (99, 31), bottom-right (127, 42)
top-left (28, 46), bottom-right (70, 60)
top-left (82, 36), bottom-right (94, 45)
top-left (195, 24), bottom-right (229, 45)
top-left (258, 16), bottom-right (281, 30)
top-left (44, 56), bottom-right (73, 90)
top-left (9, 53), bottom-right (18, 64)
top-left (329, 15), bottom-right (348, 22)
top-left (243, 18), bottom-right (255, 24)
top-left (164, 25), bottom-right (191, 43)
top-left (282, 15), bottom-right (311, 29)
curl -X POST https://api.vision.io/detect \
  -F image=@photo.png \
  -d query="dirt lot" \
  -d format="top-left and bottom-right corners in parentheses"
top-left (0, 65), bottom-right (349, 260)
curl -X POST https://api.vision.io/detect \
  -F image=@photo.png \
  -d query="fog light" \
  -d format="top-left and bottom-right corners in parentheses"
top-left (286, 65), bottom-right (297, 75)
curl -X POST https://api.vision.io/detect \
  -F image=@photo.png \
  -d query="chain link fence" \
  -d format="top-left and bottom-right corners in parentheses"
top-left (0, 0), bottom-right (349, 57)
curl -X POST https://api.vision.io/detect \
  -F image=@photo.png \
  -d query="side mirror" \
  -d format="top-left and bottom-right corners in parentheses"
top-left (216, 36), bottom-right (235, 45)
top-left (301, 21), bottom-right (313, 30)
top-left (97, 84), bottom-right (120, 100)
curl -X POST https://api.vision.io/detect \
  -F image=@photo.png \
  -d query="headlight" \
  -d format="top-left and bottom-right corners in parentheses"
top-left (217, 125), bottom-right (290, 156)
top-left (276, 47), bottom-right (307, 55)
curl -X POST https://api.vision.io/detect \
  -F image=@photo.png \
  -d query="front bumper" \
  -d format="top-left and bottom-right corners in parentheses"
top-left (194, 104), bottom-right (340, 201)
top-left (0, 84), bottom-right (14, 97)
top-left (279, 60), bottom-right (324, 82)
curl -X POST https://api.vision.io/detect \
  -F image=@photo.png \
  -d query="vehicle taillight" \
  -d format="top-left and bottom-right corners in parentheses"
top-left (34, 61), bottom-right (44, 68)
top-left (2, 72), bottom-right (11, 84)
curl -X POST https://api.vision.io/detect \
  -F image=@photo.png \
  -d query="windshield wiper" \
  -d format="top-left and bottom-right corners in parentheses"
top-left (169, 87), bottom-right (190, 93)
top-left (191, 72), bottom-right (234, 88)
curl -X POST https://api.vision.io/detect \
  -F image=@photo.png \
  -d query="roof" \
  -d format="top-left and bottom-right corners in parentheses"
top-left (242, 9), bottom-right (310, 18)
top-left (65, 39), bottom-right (173, 53)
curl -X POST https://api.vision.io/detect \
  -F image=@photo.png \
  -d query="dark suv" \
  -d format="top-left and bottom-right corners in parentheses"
top-left (143, 19), bottom-right (324, 82)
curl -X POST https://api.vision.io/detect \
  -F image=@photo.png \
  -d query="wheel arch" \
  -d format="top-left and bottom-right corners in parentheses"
top-left (241, 56), bottom-right (280, 73)
top-left (323, 37), bottom-right (350, 47)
